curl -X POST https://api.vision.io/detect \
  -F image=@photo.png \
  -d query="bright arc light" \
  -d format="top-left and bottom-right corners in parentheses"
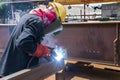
top-left (54, 46), bottom-right (67, 61)
top-left (55, 54), bottom-right (63, 61)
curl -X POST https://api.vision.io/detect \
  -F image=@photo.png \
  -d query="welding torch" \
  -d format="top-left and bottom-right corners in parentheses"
top-left (46, 47), bottom-right (66, 62)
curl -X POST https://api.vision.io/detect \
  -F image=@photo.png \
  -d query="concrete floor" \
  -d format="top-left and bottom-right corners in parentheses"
top-left (45, 61), bottom-right (120, 80)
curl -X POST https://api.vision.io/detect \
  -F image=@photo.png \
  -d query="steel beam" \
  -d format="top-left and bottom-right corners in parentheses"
top-left (0, 60), bottom-right (65, 80)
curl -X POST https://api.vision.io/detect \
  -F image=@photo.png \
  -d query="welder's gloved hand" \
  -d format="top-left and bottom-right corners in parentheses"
top-left (50, 48), bottom-right (57, 57)
top-left (44, 47), bottom-right (58, 62)
top-left (29, 43), bottom-right (50, 57)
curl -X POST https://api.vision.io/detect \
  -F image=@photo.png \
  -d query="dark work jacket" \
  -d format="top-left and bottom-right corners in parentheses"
top-left (0, 14), bottom-right (44, 76)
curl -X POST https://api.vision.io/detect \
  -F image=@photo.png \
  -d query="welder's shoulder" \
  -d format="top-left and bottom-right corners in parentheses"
top-left (19, 13), bottom-right (43, 25)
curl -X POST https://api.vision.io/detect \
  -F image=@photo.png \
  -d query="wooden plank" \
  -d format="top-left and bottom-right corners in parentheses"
top-left (1, 60), bottom-right (65, 80)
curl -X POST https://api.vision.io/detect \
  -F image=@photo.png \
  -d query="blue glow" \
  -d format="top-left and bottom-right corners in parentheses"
top-left (54, 46), bottom-right (67, 61)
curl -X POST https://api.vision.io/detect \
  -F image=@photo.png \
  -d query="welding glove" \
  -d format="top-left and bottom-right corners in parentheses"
top-left (29, 43), bottom-right (50, 57)
top-left (43, 48), bottom-right (58, 62)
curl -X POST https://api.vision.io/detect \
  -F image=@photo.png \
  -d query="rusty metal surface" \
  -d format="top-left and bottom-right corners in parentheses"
top-left (0, 24), bottom-right (15, 58)
top-left (0, 26), bottom-right (9, 49)
top-left (55, 22), bottom-right (118, 64)
top-left (1, 60), bottom-right (65, 80)
top-left (0, 25), bottom-right (10, 58)
top-left (113, 23), bottom-right (120, 65)
top-left (0, 21), bottom-right (120, 65)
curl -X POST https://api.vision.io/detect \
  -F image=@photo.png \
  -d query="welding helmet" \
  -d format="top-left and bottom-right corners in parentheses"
top-left (48, 2), bottom-right (66, 22)
top-left (43, 18), bottom-right (63, 35)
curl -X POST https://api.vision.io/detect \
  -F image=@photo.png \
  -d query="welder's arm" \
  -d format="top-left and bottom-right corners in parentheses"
top-left (29, 43), bottom-right (50, 57)
top-left (16, 20), bottom-right (50, 57)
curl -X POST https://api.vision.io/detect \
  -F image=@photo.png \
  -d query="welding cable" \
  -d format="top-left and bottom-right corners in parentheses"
top-left (26, 57), bottom-right (34, 68)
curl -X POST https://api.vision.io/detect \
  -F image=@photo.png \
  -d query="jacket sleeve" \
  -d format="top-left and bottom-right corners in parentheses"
top-left (29, 43), bottom-right (50, 57)
top-left (16, 18), bottom-right (49, 57)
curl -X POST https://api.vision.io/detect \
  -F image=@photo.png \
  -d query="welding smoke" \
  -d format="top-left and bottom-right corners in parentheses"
top-left (41, 35), bottom-right (67, 60)
top-left (41, 34), bottom-right (57, 48)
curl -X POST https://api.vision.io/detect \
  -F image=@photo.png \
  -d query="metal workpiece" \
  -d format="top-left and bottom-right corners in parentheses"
top-left (1, 21), bottom-right (120, 66)
top-left (0, 59), bottom-right (65, 80)
top-left (55, 21), bottom-right (120, 66)
top-left (114, 23), bottom-right (120, 65)
top-left (54, 0), bottom-right (120, 5)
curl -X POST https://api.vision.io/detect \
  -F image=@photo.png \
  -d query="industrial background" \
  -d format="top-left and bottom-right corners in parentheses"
top-left (1, 0), bottom-right (120, 80)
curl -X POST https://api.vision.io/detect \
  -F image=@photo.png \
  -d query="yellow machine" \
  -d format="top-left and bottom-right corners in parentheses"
top-left (54, 0), bottom-right (120, 5)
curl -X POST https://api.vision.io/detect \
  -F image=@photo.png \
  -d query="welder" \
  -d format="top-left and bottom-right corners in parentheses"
top-left (0, 2), bottom-right (66, 76)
